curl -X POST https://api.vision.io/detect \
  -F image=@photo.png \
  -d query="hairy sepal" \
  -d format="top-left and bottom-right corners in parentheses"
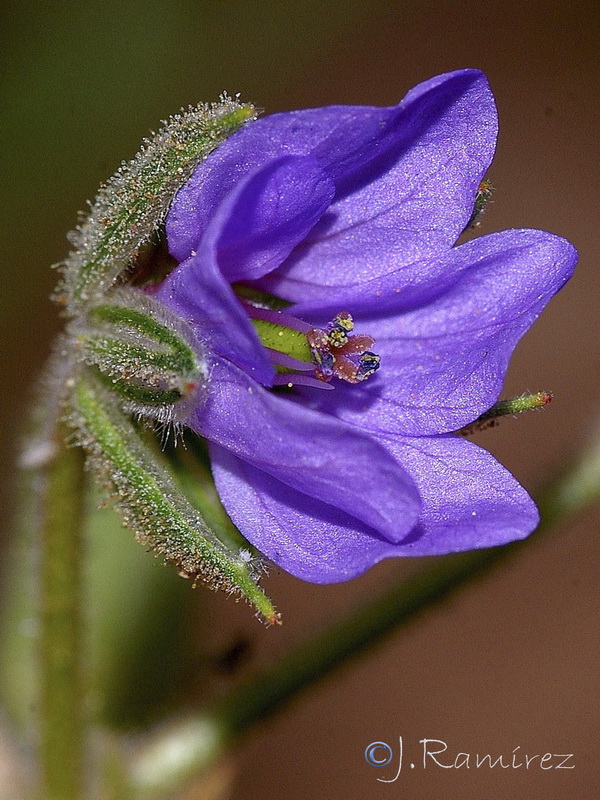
top-left (67, 373), bottom-right (279, 625)
top-left (73, 288), bottom-right (207, 425)
top-left (56, 96), bottom-right (257, 314)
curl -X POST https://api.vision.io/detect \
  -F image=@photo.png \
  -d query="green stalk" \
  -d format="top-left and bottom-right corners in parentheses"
top-left (39, 426), bottom-right (87, 800)
top-left (128, 428), bottom-right (600, 798)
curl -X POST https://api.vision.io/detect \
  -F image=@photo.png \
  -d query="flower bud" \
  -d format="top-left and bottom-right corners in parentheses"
top-left (74, 289), bottom-right (207, 423)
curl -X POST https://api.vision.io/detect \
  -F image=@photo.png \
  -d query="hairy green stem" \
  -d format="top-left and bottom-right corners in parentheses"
top-left (39, 427), bottom-right (87, 800)
top-left (128, 429), bottom-right (600, 798)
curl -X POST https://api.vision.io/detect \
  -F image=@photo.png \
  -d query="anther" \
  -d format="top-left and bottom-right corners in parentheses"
top-left (327, 311), bottom-right (354, 348)
top-left (357, 351), bottom-right (381, 381)
top-left (307, 312), bottom-right (381, 386)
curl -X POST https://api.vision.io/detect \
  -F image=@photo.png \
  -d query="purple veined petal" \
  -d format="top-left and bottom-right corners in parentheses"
top-left (209, 443), bottom-right (420, 583)
top-left (378, 434), bottom-right (539, 555)
top-left (187, 358), bottom-right (420, 541)
top-left (213, 155), bottom-right (335, 283)
top-left (155, 246), bottom-right (274, 387)
top-left (166, 104), bottom-right (379, 263)
top-left (290, 229), bottom-right (578, 436)
top-left (156, 156), bottom-right (333, 381)
top-left (167, 69), bottom-right (496, 272)
top-left (259, 69), bottom-right (498, 298)
top-left (209, 431), bottom-right (538, 581)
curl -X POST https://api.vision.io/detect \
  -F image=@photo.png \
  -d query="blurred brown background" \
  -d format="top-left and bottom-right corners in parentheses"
top-left (1, 0), bottom-right (598, 797)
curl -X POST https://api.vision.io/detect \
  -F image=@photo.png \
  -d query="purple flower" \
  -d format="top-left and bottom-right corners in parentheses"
top-left (154, 69), bottom-right (577, 583)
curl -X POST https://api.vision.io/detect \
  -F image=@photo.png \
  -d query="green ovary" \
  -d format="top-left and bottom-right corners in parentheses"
top-left (250, 319), bottom-right (312, 364)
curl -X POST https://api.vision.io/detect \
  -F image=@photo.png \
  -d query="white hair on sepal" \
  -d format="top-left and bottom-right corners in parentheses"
top-left (63, 373), bottom-right (277, 622)
top-left (72, 286), bottom-right (210, 426)
top-left (56, 97), bottom-right (257, 315)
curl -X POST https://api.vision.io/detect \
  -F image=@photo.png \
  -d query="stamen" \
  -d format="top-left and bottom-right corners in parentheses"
top-left (241, 302), bottom-right (311, 333)
top-left (239, 292), bottom-right (381, 390)
top-left (357, 351), bottom-right (381, 381)
top-left (306, 329), bottom-right (335, 380)
top-left (307, 312), bottom-right (381, 386)
top-left (265, 348), bottom-right (314, 372)
top-left (327, 311), bottom-right (355, 348)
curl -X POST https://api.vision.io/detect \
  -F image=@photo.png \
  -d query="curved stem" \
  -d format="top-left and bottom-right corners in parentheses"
top-left (128, 428), bottom-right (600, 798)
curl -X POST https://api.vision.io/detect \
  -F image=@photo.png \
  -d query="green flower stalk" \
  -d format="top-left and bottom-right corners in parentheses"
top-left (46, 95), bottom-right (278, 619)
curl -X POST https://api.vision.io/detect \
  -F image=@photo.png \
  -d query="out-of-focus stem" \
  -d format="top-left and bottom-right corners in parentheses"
top-left (128, 427), bottom-right (600, 799)
top-left (39, 428), bottom-right (86, 800)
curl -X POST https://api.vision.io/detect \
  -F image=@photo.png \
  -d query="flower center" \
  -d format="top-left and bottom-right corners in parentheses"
top-left (307, 312), bottom-right (381, 385)
top-left (239, 294), bottom-right (380, 390)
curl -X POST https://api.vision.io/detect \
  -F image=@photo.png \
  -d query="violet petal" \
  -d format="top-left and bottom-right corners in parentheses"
top-left (209, 432), bottom-right (537, 582)
top-left (210, 443), bottom-right (417, 583)
top-left (167, 69), bottom-right (496, 287)
top-left (291, 229), bottom-right (577, 436)
top-left (212, 155), bottom-right (334, 283)
top-left (187, 358), bottom-right (421, 540)
top-left (155, 245), bottom-right (275, 385)
top-left (380, 433), bottom-right (539, 555)
top-left (260, 69), bottom-right (497, 296)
